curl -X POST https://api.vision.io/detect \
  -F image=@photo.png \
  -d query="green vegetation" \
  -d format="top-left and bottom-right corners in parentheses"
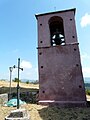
top-left (30, 80), bottom-right (39, 84)
top-left (12, 78), bottom-right (21, 82)
top-left (26, 80), bottom-right (29, 84)
top-left (85, 83), bottom-right (90, 95)
top-left (86, 89), bottom-right (90, 95)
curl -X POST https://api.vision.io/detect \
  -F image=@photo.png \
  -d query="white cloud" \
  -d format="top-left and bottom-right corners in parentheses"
top-left (19, 67), bottom-right (38, 80)
top-left (7, 60), bottom-right (38, 80)
top-left (82, 67), bottom-right (90, 77)
top-left (81, 53), bottom-right (90, 61)
top-left (80, 13), bottom-right (90, 27)
top-left (21, 60), bottom-right (32, 69)
top-left (11, 65), bottom-right (38, 80)
top-left (81, 53), bottom-right (90, 77)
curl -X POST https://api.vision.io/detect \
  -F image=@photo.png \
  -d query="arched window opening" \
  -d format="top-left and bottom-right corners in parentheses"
top-left (49, 16), bottom-right (65, 46)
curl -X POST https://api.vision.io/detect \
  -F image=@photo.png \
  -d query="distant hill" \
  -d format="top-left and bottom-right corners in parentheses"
top-left (21, 79), bottom-right (38, 83)
top-left (21, 78), bottom-right (90, 83)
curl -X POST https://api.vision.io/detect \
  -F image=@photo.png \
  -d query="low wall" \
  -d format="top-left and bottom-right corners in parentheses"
top-left (8, 91), bottom-right (38, 103)
top-left (0, 93), bottom-right (8, 105)
top-left (0, 90), bottom-right (38, 105)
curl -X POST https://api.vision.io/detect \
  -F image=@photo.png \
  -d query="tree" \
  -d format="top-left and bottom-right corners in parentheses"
top-left (26, 80), bottom-right (29, 84)
top-left (13, 78), bottom-right (21, 82)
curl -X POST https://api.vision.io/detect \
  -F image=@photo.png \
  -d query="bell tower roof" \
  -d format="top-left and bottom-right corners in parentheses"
top-left (35, 8), bottom-right (76, 19)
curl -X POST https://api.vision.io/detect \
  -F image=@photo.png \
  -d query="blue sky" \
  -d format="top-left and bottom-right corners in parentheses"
top-left (0, 0), bottom-right (90, 80)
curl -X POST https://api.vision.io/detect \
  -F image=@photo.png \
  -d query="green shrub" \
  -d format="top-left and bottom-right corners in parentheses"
top-left (31, 80), bottom-right (39, 84)
top-left (13, 78), bottom-right (21, 82)
top-left (26, 80), bottom-right (29, 84)
top-left (86, 89), bottom-right (90, 95)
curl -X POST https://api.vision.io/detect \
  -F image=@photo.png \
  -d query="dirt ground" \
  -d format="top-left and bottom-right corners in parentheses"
top-left (86, 95), bottom-right (90, 101)
top-left (0, 104), bottom-right (47, 120)
top-left (0, 80), bottom-right (39, 89)
top-left (1, 103), bottom-right (90, 120)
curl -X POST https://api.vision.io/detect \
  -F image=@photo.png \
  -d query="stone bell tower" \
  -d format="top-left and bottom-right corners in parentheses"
top-left (35, 8), bottom-right (86, 107)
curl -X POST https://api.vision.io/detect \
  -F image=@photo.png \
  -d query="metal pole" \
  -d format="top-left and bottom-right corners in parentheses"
top-left (9, 67), bottom-right (12, 99)
top-left (17, 58), bottom-right (20, 109)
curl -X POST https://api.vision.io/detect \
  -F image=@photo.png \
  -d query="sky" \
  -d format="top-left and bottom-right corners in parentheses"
top-left (0, 0), bottom-right (90, 80)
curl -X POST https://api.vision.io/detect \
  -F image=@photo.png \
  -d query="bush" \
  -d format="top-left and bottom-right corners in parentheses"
top-left (86, 89), bottom-right (90, 95)
top-left (13, 78), bottom-right (21, 82)
top-left (31, 80), bottom-right (39, 84)
top-left (26, 80), bottom-right (29, 84)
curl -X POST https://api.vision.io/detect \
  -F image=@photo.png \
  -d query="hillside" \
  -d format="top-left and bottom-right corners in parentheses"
top-left (0, 80), bottom-right (39, 89)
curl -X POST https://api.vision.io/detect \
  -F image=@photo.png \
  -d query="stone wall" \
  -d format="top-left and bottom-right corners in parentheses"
top-left (8, 91), bottom-right (38, 104)
top-left (0, 93), bottom-right (8, 105)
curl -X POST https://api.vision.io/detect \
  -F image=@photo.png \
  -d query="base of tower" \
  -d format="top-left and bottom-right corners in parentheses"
top-left (38, 100), bottom-right (87, 107)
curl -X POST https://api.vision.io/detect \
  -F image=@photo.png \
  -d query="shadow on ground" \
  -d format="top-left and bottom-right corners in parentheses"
top-left (38, 106), bottom-right (90, 120)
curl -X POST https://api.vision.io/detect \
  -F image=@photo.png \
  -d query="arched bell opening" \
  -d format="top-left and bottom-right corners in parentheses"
top-left (49, 16), bottom-right (65, 46)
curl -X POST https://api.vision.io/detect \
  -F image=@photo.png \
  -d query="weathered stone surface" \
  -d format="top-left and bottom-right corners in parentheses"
top-left (36, 8), bottom-right (87, 107)
top-left (0, 93), bottom-right (8, 105)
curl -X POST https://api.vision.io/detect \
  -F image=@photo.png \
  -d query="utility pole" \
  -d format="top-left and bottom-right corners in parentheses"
top-left (17, 58), bottom-right (20, 109)
top-left (9, 67), bottom-right (13, 99)
top-left (13, 58), bottom-right (23, 109)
